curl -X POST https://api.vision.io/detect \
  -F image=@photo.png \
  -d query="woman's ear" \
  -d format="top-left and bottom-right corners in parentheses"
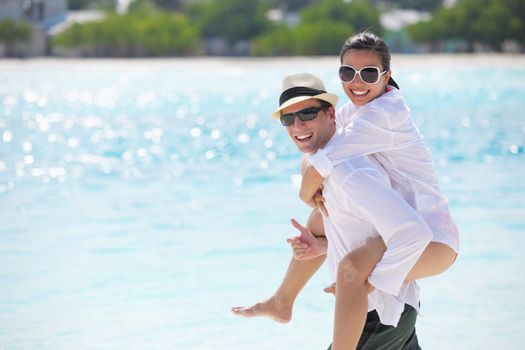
top-left (384, 70), bottom-right (392, 85)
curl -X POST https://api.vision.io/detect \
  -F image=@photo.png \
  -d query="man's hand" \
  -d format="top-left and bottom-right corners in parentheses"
top-left (286, 218), bottom-right (327, 260)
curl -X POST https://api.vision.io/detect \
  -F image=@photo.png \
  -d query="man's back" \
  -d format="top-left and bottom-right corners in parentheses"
top-left (321, 155), bottom-right (429, 327)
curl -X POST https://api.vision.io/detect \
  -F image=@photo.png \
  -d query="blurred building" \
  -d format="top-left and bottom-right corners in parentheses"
top-left (47, 10), bottom-right (105, 57)
top-left (0, 0), bottom-right (67, 57)
top-left (380, 9), bottom-right (431, 53)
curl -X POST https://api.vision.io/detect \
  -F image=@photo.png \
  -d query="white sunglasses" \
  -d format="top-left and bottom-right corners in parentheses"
top-left (339, 65), bottom-right (387, 84)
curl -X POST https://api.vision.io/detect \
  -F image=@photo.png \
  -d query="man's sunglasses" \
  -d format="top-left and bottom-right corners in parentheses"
top-left (280, 106), bottom-right (325, 126)
top-left (339, 65), bottom-right (387, 84)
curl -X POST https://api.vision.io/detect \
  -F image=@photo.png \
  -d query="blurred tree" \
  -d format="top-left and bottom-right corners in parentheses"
top-left (150, 0), bottom-right (185, 11)
top-left (407, 0), bottom-right (524, 51)
top-left (300, 0), bottom-right (381, 33)
top-left (138, 12), bottom-right (199, 55)
top-left (53, 7), bottom-right (200, 56)
top-left (500, 0), bottom-right (525, 48)
top-left (190, 0), bottom-right (271, 44)
top-left (0, 19), bottom-right (31, 57)
top-left (294, 21), bottom-right (355, 55)
top-left (375, 0), bottom-right (444, 12)
top-left (266, 0), bottom-right (318, 11)
top-left (472, 0), bottom-right (519, 50)
top-left (251, 24), bottom-right (294, 56)
top-left (251, 0), bottom-right (378, 56)
top-left (128, 0), bottom-right (159, 14)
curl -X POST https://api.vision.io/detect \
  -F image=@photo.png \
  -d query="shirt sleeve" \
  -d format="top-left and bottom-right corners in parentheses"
top-left (342, 168), bottom-right (433, 296)
top-left (307, 94), bottom-right (419, 178)
top-left (306, 108), bottom-right (393, 177)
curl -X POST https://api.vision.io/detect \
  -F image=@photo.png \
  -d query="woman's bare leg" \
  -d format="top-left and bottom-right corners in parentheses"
top-left (231, 209), bottom-right (326, 323)
top-left (330, 241), bottom-right (456, 348)
top-left (327, 242), bottom-right (458, 294)
top-left (405, 242), bottom-right (457, 282)
top-left (332, 238), bottom-right (386, 350)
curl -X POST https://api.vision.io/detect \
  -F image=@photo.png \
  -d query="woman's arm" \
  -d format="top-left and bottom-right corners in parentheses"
top-left (299, 165), bottom-right (325, 208)
top-left (308, 96), bottom-right (415, 179)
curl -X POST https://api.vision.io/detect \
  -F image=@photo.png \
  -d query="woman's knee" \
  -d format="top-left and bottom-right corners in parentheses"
top-left (337, 254), bottom-right (367, 284)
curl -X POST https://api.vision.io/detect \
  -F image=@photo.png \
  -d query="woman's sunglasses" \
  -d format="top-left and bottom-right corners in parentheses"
top-left (339, 65), bottom-right (387, 84)
top-left (280, 106), bottom-right (324, 126)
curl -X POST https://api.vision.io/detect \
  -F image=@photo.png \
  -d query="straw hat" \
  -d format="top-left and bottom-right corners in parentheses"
top-left (271, 73), bottom-right (338, 118)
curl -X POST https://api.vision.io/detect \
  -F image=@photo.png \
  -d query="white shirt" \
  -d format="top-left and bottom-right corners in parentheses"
top-left (308, 87), bottom-right (459, 252)
top-left (322, 153), bottom-right (432, 326)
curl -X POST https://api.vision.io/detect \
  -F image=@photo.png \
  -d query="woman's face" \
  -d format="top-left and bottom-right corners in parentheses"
top-left (340, 49), bottom-right (391, 106)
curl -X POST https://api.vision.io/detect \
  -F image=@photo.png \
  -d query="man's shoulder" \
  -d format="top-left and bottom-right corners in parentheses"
top-left (336, 101), bottom-right (356, 114)
top-left (368, 88), bottom-right (410, 117)
top-left (335, 101), bottom-right (358, 128)
top-left (329, 156), bottom-right (387, 185)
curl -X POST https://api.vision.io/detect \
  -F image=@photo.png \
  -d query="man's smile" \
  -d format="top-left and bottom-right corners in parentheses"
top-left (295, 133), bottom-right (313, 142)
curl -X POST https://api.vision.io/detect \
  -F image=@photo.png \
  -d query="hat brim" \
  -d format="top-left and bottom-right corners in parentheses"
top-left (271, 93), bottom-right (339, 119)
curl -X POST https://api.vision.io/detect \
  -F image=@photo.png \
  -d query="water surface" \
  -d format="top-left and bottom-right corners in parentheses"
top-left (0, 56), bottom-right (524, 349)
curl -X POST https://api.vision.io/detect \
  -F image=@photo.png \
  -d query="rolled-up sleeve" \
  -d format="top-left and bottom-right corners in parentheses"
top-left (342, 169), bottom-right (433, 296)
top-left (307, 147), bottom-right (334, 177)
top-left (308, 108), bottom-right (396, 179)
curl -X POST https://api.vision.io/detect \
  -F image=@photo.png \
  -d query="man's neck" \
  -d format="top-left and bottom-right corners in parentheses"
top-left (317, 127), bottom-right (336, 151)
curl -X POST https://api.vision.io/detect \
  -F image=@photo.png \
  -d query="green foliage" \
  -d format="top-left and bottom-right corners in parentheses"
top-left (191, 0), bottom-right (271, 44)
top-left (251, 0), bottom-right (378, 56)
top-left (128, 0), bottom-right (160, 14)
top-left (55, 0), bottom-right (525, 56)
top-left (407, 0), bottom-right (525, 51)
top-left (0, 18), bottom-right (31, 44)
top-left (251, 24), bottom-right (294, 56)
top-left (149, 0), bottom-right (185, 11)
top-left (406, 19), bottom-right (442, 43)
top-left (378, 0), bottom-right (443, 12)
top-left (300, 0), bottom-right (381, 33)
top-left (472, 0), bottom-right (517, 49)
top-left (294, 21), bottom-right (355, 56)
top-left (252, 20), bottom-right (354, 56)
top-left (267, 0), bottom-right (319, 12)
top-left (53, 9), bottom-right (200, 56)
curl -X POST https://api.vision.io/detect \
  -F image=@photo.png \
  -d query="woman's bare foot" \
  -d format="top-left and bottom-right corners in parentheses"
top-left (231, 295), bottom-right (292, 323)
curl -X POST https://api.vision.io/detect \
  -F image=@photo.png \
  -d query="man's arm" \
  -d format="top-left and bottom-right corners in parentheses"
top-left (342, 167), bottom-right (433, 296)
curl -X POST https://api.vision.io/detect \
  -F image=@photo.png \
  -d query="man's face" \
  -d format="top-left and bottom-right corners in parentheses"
top-left (282, 98), bottom-right (336, 154)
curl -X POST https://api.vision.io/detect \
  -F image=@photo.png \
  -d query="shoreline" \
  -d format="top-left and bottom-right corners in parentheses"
top-left (1, 53), bottom-right (524, 67)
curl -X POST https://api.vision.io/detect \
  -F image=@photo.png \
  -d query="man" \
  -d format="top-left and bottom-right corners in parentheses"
top-left (232, 73), bottom-right (432, 349)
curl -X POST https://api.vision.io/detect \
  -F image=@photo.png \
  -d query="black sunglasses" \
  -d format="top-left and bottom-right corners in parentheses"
top-left (280, 106), bottom-right (325, 126)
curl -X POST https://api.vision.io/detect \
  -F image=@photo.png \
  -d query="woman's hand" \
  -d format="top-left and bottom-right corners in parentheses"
top-left (324, 282), bottom-right (336, 295)
top-left (312, 186), bottom-right (328, 216)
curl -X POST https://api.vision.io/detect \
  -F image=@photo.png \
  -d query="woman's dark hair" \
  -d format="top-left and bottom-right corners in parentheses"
top-left (339, 31), bottom-right (399, 89)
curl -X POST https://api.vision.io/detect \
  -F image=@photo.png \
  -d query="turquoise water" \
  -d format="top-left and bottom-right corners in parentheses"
top-left (0, 56), bottom-right (524, 349)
